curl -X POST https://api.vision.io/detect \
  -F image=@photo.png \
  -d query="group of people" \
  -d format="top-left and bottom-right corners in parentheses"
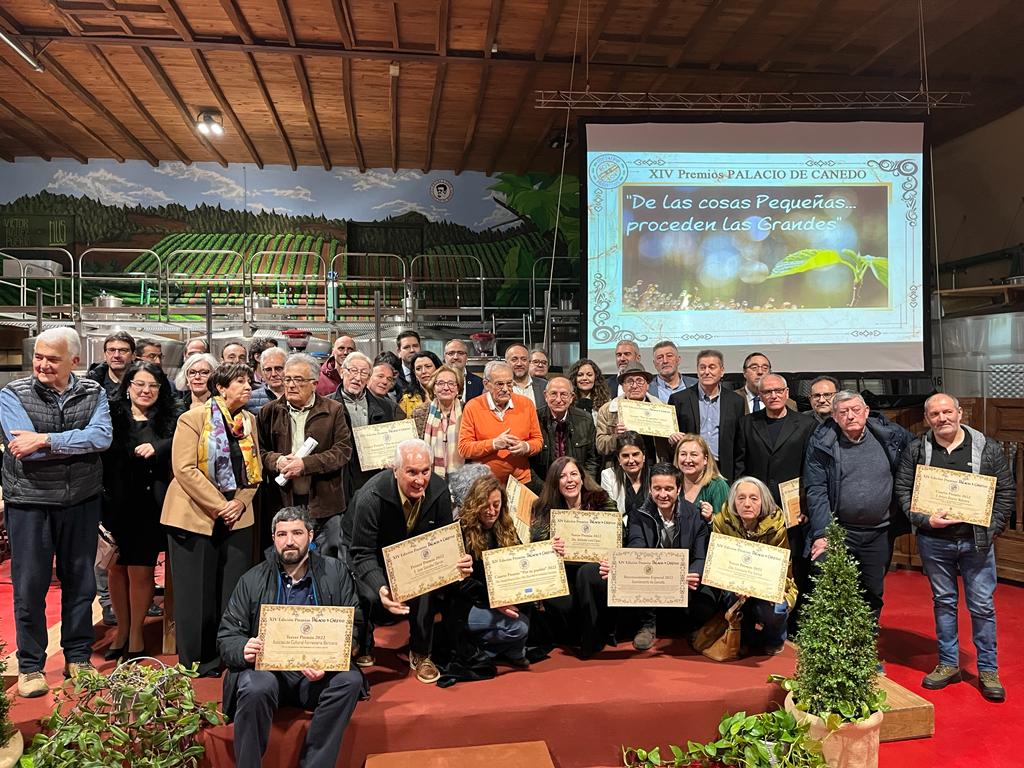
top-left (1, 328), bottom-right (1013, 768)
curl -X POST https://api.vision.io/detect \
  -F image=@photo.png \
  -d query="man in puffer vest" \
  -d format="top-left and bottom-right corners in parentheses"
top-left (1, 327), bottom-right (112, 698)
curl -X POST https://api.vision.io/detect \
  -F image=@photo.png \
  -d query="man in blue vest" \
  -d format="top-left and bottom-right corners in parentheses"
top-left (1, 327), bottom-right (112, 697)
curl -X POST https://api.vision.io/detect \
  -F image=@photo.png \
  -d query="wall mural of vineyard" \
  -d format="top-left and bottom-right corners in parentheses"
top-left (0, 159), bottom-right (579, 312)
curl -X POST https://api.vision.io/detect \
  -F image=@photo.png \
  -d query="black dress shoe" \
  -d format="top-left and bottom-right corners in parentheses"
top-left (125, 649), bottom-right (147, 661)
top-left (103, 646), bottom-right (126, 662)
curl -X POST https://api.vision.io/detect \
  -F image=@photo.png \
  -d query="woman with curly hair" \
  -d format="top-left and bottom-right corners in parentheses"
top-left (455, 474), bottom-right (529, 667)
top-left (568, 358), bottom-right (611, 421)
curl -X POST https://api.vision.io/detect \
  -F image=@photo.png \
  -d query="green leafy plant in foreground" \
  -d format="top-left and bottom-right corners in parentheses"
top-left (770, 522), bottom-right (887, 729)
top-left (622, 709), bottom-right (826, 767)
top-left (0, 642), bottom-right (15, 746)
top-left (19, 661), bottom-right (224, 768)
top-left (766, 248), bottom-right (888, 307)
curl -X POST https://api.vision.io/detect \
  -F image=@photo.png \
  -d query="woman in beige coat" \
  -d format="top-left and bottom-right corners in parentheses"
top-left (161, 362), bottom-right (261, 677)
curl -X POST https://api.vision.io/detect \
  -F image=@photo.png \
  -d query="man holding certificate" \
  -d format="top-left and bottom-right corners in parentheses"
top-left (218, 507), bottom-right (365, 768)
top-left (347, 439), bottom-right (473, 683)
top-left (595, 362), bottom-right (673, 466)
top-left (894, 393), bottom-right (1014, 702)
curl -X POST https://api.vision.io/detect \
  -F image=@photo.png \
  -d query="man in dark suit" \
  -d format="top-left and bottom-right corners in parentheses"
top-left (443, 338), bottom-right (483, 401)
top-left (393, 330), bottom-right (421, 399)
top-left (668, 349), bottom-right (745, 482)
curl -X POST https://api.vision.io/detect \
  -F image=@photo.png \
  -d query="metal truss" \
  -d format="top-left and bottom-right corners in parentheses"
top-left (535, 90), bottom-right (970, 111)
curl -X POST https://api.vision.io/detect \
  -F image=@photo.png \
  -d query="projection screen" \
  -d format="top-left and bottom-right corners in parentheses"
top-left (581, 120), bottom-right (926, 375)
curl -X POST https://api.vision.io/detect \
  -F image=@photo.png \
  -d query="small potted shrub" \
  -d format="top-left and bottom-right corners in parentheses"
top-left (622, 709), bottom-right (826, 767)
top-left (0, 643), bottom-right (23, 767)
top-left (771, 522), bottom-right (887, 768)
top-left (19, 660), bottom-right (224, 768)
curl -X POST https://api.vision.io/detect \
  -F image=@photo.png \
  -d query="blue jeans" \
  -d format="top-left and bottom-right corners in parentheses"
top-left (466, 605), bottom-right (529, 660)
top-left (7, 498), bottom-right (101, 671)
top-left (916, 534), bottom-right (999, 672)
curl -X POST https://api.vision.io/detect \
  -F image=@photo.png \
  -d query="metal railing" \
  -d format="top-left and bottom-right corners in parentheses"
top-left (79, 247), bottom-right (165, 319)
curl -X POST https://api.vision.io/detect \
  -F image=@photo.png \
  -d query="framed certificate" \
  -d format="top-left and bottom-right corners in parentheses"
top-left (550, 509), bottom-right (623, 562)
top-left (506, 475), bottom-right (538, 538)
top-left (702, 532), bottom-right (790, 604)
top-left (352, 420), bottom-right (418, 471)
top-left (607, 548), bottom-right (689, 607)
top-left (618, 398), bottom-right (679, 438)
top-left (482, 540), bottom-right (569, 607)
top-left (777, 478), bottom-right (802, 529)
top-left (910, 464), bottom-right (996, 527)
top-left (382, 522), bottom-right (466, 603)
top-left (256, 604), bottom-right (354, 672)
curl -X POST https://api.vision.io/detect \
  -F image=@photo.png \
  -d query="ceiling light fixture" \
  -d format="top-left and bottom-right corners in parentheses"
top-left (195, 109), bottom-right (225, 137)
top-left (0, 30), bottom-right (43, 73)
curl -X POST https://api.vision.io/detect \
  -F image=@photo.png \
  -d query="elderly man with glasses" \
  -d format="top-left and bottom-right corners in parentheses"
top-left (596, 361), bottom-right (672, 466)
top-left (259, 353), bottom-right (353, 557)
top-left (531, 376), bottom-right (599, 482)
top-left (246, 346), bottom-right (288, 414)
top-left (808, 375), bottom-right (840, 424)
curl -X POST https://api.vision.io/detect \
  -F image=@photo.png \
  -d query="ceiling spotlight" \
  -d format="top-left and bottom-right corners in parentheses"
top-left (0, 29), bottom-right (43, 73)
top-left (196, 110), bottom-right (224, 137)
top-left (548, 131), bottom-right (574, 150)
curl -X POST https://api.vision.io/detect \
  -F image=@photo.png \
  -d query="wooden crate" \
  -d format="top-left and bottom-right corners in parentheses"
top-left (365, 740), bottom-right (555, 768)
top-left (878, 676), bottom-right (934, 742)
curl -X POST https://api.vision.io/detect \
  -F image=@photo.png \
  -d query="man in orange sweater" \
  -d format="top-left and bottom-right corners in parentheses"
top-left (458, 361), bottom-right (543, 484)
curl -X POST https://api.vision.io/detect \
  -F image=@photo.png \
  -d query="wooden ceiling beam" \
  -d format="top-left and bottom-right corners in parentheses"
top-left (851, 0), bottom-right (959, 76)
top-left (38, 52), bottom-right (161, 165)
top-left (629, 0), bottom-right (672, 64)
top-left (535, 0), bottom-right (565, 61)
top-left (436, 0), bottom-right (449, 54)
top-left (422, 60), bottom-right (445, 173)
top-left (759, 0), bottom-right (840, 72)
top-left (192, 51), bottom-right (262, 167)
top-left (708, 0), bottom-right (783, 71)
top-left (247, 52), bottom-right (295, 170)
top-left (0, 94), bottom-right (83, 162)
top-left (667, 0), bottom-right (726, 68)
top-left (155, 0), bottom-right (192, 41)
top-left (329, 0), bottom-right (354, 49)
top-left (216, 0), bottom-right (254, 44)
top-left (134, 46), bottom-right (228, 166)
top-left (519, 110), bottom-right (560, 176)
top-left (456, 63), bottom-right (489, 175)
top-left (799, 0), bottom-right (902, 72)
top-left (0, 121), bottom-right (51, 161)
top-left (341, 58), bottom-right (364, 172)
top-left (274, 0), bottom-right (297, 47)
top-left (0, 56), bottom-right (126, 161)
top-left (483, 0), bottom-right (502, 59)
top-left (486, 64), bottom-right (536, 176)
top-left (893, 0), bottom-right (1009, 78)
top-left (389, 63), bottom-right (398, 172)
top-left (586, 0), bottom-right (620, 63)
top-left (293, 56), bottom-right (329, 170)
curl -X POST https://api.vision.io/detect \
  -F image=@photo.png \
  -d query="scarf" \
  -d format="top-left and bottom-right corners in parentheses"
top-left (423, 398), bottom-right (463, 477)
top-left (197, 396), bottom-right (262, 492)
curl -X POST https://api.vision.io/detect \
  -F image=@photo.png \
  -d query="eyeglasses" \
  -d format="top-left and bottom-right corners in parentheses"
top-left (106, 347), bottom-right (132, 356)
top-left (490, 381), bottom-right (514, 389)
top-left (623, 378), bottom-right (647, 388)
top-left (187, 369), bottom-right (212, 378)
top-left (760, 388), bottom-right (787, 397)
top-left (745, 364), bottom-right (770, 372)
top-left (434, 380), bottom-right (459, 390)
top-left (130, 381), bottom-right (161, 392)
top-left (344, 368), bottom-right (370, 379)
top-left (445, 350), bottom-right (468, 357)
top-left (283, 377), bottom-right (315, 385)
top-left (546, 391), bottom-right (572, 400)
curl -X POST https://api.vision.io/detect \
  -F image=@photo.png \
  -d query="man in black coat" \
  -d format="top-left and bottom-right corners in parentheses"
top-left (669, 349), bottom-right (745, 482)
top-left (531, 376), bottom-right (599, 483)
top-left (217, 506), bottom-right (365, 768)
top-left (345, 438), bottom-right (473, 683)
top-left (443, 339), bottom-right (484, 402)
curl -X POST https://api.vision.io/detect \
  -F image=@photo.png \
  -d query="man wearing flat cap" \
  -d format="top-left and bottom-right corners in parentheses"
top-left (595, 361), bottom-right (673, 464)
top-left (668, 349), bottom-right (745, 482)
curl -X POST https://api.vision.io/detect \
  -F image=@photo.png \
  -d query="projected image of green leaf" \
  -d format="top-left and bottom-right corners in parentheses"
top-left (767, 248), bottom-right (888, 307)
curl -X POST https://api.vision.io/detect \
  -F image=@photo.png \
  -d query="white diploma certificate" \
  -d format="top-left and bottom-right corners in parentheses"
top-left (910, 464), bottom-right (996, 527)
top-left (607, 548), bottom-right (689, 608)
top-left (550, 509), bottom-right (623, 562)
top-left (256, 605), bottom-right (354, 672)
top-left (618, 398), bottom-right (680, 438)
top-left (482, 540), bottom-right (570, 607)
top-left (353, 420), bottom-right (418, 471)
top-left (701, 532), bottom-right (790, 604)
top-left (382, 523), bottom-right (466, 603)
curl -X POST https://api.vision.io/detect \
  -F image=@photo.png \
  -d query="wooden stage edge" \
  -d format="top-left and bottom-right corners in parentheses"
top-left (366, 740), bottom-right (556, 768)
top-left (878, 676), bottom-right (935, 743)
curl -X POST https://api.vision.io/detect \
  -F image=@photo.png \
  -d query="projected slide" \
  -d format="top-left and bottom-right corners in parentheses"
top-left (583, 121), bottom-right (925, 374)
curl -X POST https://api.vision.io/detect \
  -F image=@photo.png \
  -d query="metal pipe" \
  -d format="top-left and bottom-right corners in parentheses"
top-left (205, 288), bottom-right (213, 348)
top-left (35, 288), bottom-right (43, 336)
top-left (374, 290), bottom-right (382, 356)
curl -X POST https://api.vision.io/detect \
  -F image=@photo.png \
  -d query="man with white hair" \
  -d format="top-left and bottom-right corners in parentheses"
top-left (346, 439), bottom-right (473, 682)
top-left (246, 346), bottom-right (288, 414)
top-left (458, 360), bottom-right (542, 485)
top-left (803, 390), bottom-right (911, 627)
top-left (1, 327), bottom-right (113, 697)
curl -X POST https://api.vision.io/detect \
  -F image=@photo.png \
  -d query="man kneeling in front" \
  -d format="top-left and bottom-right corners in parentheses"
top-left (218, 506), bottom-right (365, 768)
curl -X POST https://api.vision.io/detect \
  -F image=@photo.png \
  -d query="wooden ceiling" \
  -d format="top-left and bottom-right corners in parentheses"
top-left (0, 0), bottom-right (1021, 174)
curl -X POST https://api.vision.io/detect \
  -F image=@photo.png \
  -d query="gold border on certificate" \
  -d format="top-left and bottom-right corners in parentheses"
top-left (910, 464), bottom-right (996, 527)
top-left (352, 420), bottom-right (418, 471)
top-left (382, 522), bottom-right (466, 604)
top-left (702, 532), bottom-right (790, 604)
top-left (777, 478), bottom-right (802, 529)
top-left (607, 548), bottom-right (689, 607)
top-left (506, 475), bottom-right (538, 528)
top-left (256, 604), bottom-right (354, 672)
top-left (618, 398), bottom-right (679, 438)
top-left (482, 540), bottom-right (569, 607)
top-left (550, 508), bottom-right (623, 562)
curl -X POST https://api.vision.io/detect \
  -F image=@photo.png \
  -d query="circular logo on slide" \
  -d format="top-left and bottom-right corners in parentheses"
top-left (590, 154), bottom-right (628, 189)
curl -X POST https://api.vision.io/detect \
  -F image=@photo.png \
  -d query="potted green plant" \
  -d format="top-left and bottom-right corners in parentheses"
top-left (0, 643), bottom-right (24, 768)
top-left (18, 660), bottom-right (224, 768)
top-left (622, 709), bottom-right (826, 767)
top-left (770, 522), bottom-right (887, 768)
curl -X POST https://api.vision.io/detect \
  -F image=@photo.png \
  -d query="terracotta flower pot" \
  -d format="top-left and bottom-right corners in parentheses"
top-left (784, 692), bottom-right (882, 768)
top-left (0, 730), bottom-right (24, 768)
